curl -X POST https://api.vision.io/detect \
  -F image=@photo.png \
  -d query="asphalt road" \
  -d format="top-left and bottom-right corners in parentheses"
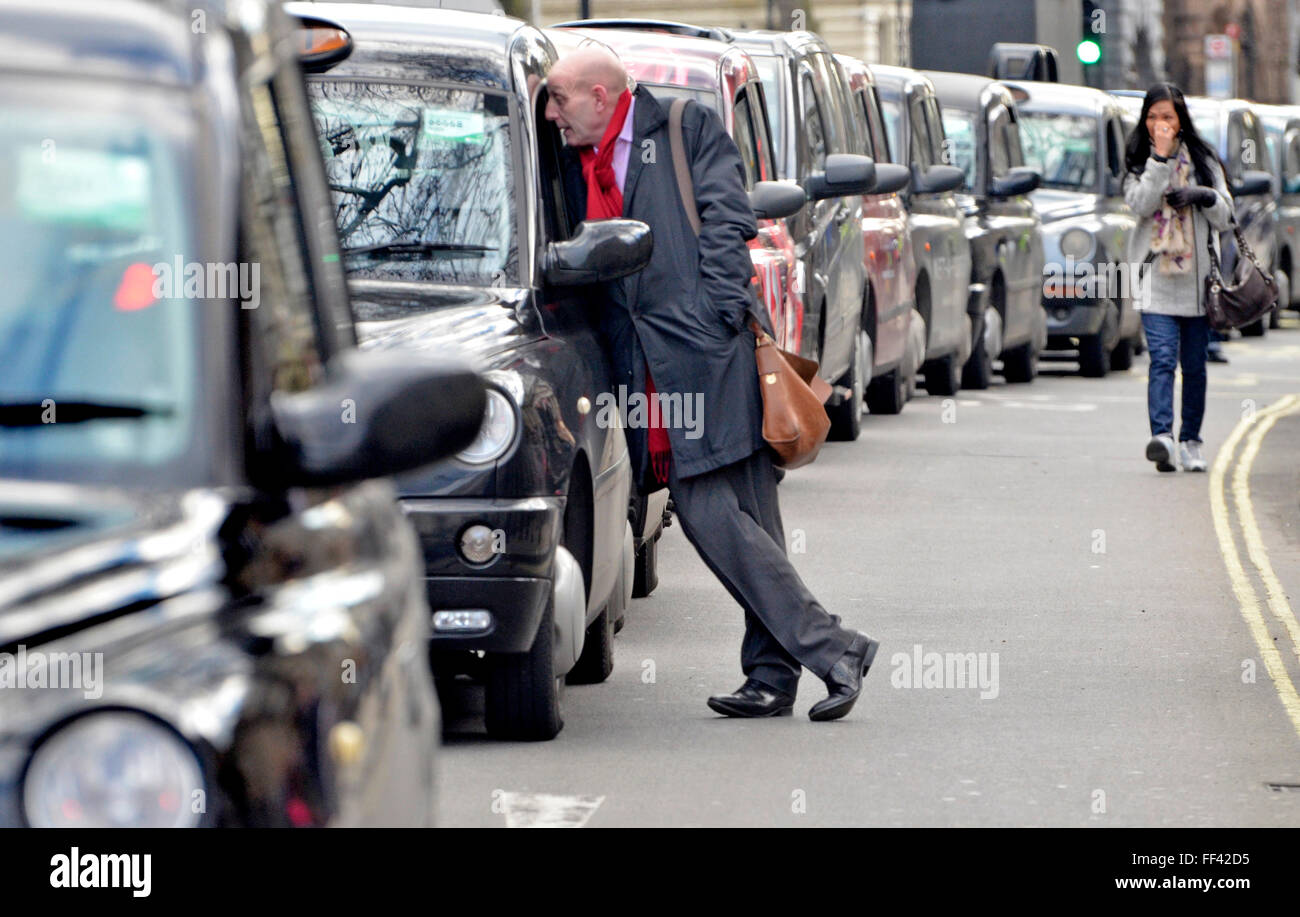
top-left (438, 317), bottom-right (1300, 827)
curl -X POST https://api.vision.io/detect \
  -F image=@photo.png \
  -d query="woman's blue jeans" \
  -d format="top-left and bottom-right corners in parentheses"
top-left (1141, 312), bottom-right (1209, 442)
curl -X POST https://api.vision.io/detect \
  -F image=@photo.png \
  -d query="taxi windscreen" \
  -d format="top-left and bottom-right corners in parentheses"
top-left (1017, 111), bottom-right (1098, 191)
top-left (0, 85), bottom-right (202, 485)
top-left (308, 80), bottom-right (518, 287)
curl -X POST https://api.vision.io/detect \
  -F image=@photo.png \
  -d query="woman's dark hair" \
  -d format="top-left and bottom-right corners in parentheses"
top-left (1124, 82), bottom-right (1222, 188)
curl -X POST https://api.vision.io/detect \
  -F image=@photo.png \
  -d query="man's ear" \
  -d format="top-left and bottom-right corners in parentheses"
top-left (591, 83), bottom-right (609, 111)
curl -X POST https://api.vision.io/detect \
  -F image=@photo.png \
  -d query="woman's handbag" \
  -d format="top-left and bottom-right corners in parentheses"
top-left (1204, 219), bottom-right (1279, 331)
top-left (667, 98), bottom-right (832, 468)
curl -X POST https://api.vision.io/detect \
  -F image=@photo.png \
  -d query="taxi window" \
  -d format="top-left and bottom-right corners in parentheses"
top-left (732, 89), bottom-right (763, 190)
top-left (924, 96), bottom-right (947, 166)
top-left (1005, 107), bottom-right (1026, 168)
top-left (642, 83), bottom-right (718, 113)
top-left (748, 82), bottom-right (777, 182)
top-left (909, 96), bottom-right (932, 170)
top-left (863, 86), bottom-right (891, 162)
top-left (813, 54), bottom-right (849, 152)
top-left (989, 106), bottom-right (1012, 179)
top-left (941, 110), bottom-right (976, 189)
top-left (1286, 129), bottom-right (1300, 193)
top-left (750, 54), bottom-right (785, 174)
top-left (878, 95), bottom-right (903, 165)
top-left (1227, 115), bottom-right (1246, 178)
top-left (800, 69), bottom-right (829, 173)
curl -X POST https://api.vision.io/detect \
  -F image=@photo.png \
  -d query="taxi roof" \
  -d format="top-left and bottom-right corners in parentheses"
top-left (871, 63), bottom-right (937, 92)
top-left (0, 0), bottom-right (210, 87)
top-left (1000, 79), bottom-right (1114, 116)
top-left (924, 70), bottom-right (1009, 112)
top-left (730, 28), bottom-right (831, 59)
top-left (557, 26), bottom-right (751, 93)
top-left (284, 2), bottom-right (533, 91)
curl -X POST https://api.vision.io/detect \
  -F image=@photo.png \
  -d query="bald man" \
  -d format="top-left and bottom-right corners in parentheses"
top-left (545, 47), bottom-right (878, 721)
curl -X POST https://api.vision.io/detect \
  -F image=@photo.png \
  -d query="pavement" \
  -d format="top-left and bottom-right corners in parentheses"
top-left (437, 316), bottom-right (1300, 827)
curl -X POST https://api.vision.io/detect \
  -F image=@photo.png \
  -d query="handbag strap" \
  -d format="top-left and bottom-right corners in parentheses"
top-left (667, 94), bottom-right (771, 337)
top-left (668, 98), bottom-right (702, 237)
top-left (1206, 214), bottom-right (1268, 287)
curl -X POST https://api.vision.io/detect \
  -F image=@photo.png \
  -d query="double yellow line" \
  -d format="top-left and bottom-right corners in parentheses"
top-left (1209, 393), bottom-right (1300, 739)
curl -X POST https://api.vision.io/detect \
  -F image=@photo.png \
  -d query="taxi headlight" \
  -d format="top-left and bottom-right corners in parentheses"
top-left (1059, 228), bottom-right (1095, 260)
top-left (457, 388), bottom-right (517, 464)
top-left (23, 712), bottom-right (204, 828)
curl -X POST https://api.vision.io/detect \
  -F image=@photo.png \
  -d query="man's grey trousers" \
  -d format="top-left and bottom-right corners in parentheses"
top-left (666, 447), bottom-right (856, 696)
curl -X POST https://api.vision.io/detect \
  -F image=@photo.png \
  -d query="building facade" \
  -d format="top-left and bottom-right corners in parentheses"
top-left (530, 0), bottom-right (912, 65)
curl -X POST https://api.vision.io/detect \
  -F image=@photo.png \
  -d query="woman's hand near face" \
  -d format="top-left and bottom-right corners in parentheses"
top-left (1151, 122), bottom-right (1177, 158)
top-left (1145, 98), bottom-right (1181, 159)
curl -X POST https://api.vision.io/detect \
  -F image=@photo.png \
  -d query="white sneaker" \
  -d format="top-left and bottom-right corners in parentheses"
top-left (1179, 440), bottom-right (1207, 472)
top-left (1146, 434), bottom-right (1176, 472)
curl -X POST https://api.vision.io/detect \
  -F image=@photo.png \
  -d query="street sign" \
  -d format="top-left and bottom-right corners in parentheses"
top-left (1205, 34), bottom-right (1235, 98)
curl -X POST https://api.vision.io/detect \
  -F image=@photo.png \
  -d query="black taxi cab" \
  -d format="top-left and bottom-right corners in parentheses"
top-left (286, 2), bottom-right (656, 740)
top-left (0, 0), bottom-right (484, 826)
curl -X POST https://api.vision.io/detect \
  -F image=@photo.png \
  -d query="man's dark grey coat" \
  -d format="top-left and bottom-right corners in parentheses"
top-left (560, 84), bottom-right (857, 694)
top-left (562, 86), bottom-right (768, 482)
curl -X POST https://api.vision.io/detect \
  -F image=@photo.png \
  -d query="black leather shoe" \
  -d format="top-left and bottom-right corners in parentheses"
top-left (1207, 350), bottom-right (1229, 364)
top-left (707, 679), bottom-right (795, 718)
top-left (808, 632), bottom-right (880, 722)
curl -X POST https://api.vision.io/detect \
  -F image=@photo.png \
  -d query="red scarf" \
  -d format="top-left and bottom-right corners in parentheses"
top-left (579, 90), bottom-right (671, 484)
top-left (579, 90), bottom-right (632, 220)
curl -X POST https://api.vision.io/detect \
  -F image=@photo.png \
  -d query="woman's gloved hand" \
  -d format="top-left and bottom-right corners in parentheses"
top-left (1165, 186), bottom-right (1218, 210)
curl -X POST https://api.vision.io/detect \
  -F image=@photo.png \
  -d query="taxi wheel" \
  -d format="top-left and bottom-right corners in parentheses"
top-left (828, 329), bottom-right (869, 441)
top-left (1001, 340), bottom-right (1038, 383)
top-left (484, 595), bottom-right (563, 741)
top-left (923, 353), bottom-right (961, 396)
top-left (1110, 337), bottom-right (1135, 371)
top-left (866, 369), bottom-right (906, 414)
top-left (961, 308), bottom-right (995, 390)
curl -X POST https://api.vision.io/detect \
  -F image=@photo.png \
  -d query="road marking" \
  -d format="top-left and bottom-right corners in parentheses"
top-left (499, 792), bottom-right (605, 828)
top-left (1233, 398), bottom-right (1300, 661)
top-left (1210, 393), bottom-right (1300, 740)
top-left (999, 400), bottom-right (1097, 412)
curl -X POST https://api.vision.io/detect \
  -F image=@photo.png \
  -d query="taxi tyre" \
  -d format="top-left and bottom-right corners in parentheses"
top-left (1078, 298), bottom-right (1118, 377)
top-left (866, 368), bottom-right (907, 414)
top-left (568, 523), bottom-right (631, 685)
top-left (484, 511), bottom-right (581, 740)
top-left (923, 352), bottom-right (962, 396)
top-left (485, 591), bottom-right (565, 740)
top-left (828, 327), bottom-right (871, 441)
top-left (1110, 336), bottom-right (1135, 371)
top-left (1001, 338), bottom-right (1038, 383)
top-left (961, 307), bottom-right (995, 390)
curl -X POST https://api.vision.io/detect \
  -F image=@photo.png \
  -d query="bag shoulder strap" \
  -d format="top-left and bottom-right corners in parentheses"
top-left (669, 97), bottom-right (769, 339)
top-left (668, 98), bottom-right (701, 237)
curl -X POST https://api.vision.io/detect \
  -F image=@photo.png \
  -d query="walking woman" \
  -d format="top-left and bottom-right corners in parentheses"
top-left (1123, 83), bottom-right (1234, 472)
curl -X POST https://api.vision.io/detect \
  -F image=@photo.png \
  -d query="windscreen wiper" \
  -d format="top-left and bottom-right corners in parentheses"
top-left (342, 241), bottom-right (497, 259)
top-left (0, 400), bottom-right (173, 427)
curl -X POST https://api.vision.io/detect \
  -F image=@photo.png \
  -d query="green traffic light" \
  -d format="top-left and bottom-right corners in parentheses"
top-left (1076, 39), bottom-right (1101, 64)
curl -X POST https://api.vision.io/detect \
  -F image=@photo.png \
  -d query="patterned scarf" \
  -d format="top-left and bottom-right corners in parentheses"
top-left (1149, 142), bottom-right (1195, 274)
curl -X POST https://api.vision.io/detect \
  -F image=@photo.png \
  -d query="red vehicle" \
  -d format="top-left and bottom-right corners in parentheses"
top-left (837, 54), bottom-right (918, 414)
top-left (550, 27), bottom-right (805, 353)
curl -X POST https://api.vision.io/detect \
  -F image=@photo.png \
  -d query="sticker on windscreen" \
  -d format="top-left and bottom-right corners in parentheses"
top-left (16, 147), bottom-right (150, 231)
top-left (422, 108), bottom-right (486, 143)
